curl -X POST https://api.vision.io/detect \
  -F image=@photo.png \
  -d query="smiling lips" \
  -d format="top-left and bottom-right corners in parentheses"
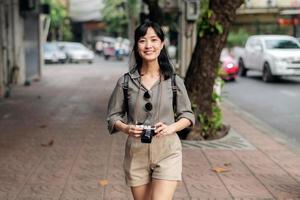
top-left (144, 51), bottom-right (154, 55)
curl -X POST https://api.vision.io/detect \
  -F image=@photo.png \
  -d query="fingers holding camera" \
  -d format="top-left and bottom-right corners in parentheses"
top-left (127, 124), bottom-right (143, 138)
top-left (154, 122), bottom-right (165, 134)
top-left (154, 122), bottom-right (175, 138)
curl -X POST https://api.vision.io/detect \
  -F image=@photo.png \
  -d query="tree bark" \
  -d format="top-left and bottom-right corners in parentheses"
top-left (185, 0), bottom-right (243, 130)
top-left (142, 0), bottom-right (164, 24)
top-left (127, 0), bottom-right (139, 42)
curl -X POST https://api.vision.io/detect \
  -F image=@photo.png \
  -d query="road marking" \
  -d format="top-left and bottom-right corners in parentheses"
top-left (279, 90), bottom-right (297, 97)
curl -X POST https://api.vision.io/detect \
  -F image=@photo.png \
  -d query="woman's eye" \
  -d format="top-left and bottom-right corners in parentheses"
top-left (138, 39), bottom-right (145, 43)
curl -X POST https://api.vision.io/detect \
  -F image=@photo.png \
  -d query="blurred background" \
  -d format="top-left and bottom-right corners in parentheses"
top-left (1, 0), bottom-right (300, 146)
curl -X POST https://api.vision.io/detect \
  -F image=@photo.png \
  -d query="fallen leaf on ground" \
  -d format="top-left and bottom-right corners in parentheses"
top-left (212, 167), bottom-right (229, 173)
top-left (39, 125), bottom-right (47, 129)
top-left (99, 179), bottom-right (109, 187)
top-left (41, 139), bottom-right (54, 147)
top-left (224, 163), bottom-right (231, 166)
top-left (2, 114), bottom-right (11, 119)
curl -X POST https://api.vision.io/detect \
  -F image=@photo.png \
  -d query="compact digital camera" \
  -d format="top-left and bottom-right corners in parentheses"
top-left (137, 125), bottom-right (156, 143)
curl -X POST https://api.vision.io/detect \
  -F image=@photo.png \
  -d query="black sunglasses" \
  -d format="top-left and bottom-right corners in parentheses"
top-left (144, 91), bottom-right (152, 111)
top-left (144, 91), bottom-right (151, 99)
top-left (145, 102), bottom-right (153, 111)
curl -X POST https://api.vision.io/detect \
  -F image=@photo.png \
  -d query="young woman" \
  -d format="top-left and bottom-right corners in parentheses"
top-left (107, 20), bottom-right (195, 200)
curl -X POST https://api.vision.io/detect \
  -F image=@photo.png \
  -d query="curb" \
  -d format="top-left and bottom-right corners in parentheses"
top-left (222, 98), bottom-right (300, 154)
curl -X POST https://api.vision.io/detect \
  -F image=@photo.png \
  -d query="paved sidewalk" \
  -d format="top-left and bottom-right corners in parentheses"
top-left (0, 62), bottom-right (299, 200)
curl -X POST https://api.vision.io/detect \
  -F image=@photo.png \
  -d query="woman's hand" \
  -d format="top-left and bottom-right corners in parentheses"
top-left (126, 124), bottom-right (143, 138)
top-left (154, 122), bottom-right (176, 138)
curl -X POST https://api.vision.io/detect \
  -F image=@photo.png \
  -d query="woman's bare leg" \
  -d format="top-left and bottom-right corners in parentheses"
top-left (151, 179), bottom-right (178, 200)
top-left (131, 183), bottom-right (152, 200)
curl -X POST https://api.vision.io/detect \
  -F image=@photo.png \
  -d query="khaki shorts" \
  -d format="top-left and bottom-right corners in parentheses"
top-left (123, 133), bottom-right (182, 187)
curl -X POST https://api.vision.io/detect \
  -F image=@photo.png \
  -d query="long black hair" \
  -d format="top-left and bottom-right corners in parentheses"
top-left (132, 20), bottom-right (174, 79)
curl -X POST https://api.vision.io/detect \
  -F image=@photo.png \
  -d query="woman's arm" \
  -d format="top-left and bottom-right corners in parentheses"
top-left (172, 118), bottom-right (192, 132)
top-left (174, 76), bottom-right (195, 126)
top-left (155, 118), bottom-right (191, 137)
top-left (114, 120), bottom-right (130, 134)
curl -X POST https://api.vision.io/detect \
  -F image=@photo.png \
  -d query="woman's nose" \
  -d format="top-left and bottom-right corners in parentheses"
top-left (145, 41), bottom-right (152, 48)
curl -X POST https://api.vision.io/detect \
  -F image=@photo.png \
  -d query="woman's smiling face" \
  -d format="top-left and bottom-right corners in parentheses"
top-left (137, 27), bottom-right (164, 62)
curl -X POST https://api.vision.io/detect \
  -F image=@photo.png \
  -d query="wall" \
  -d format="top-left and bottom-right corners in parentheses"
top-left (12, 0), bottom-right (26, 85)
top-left (244, 0), bottom-right (300, 8)
top-left (0, 0), bottom-right (5, 96)
top-left (0, 0), bottom-right (14, 97)
top-left (24, 13), bottom-right (40, 81)
top-left (177, 0), bottom-right (197, 78)
top-left (0, 0), bottom-right (42, 98)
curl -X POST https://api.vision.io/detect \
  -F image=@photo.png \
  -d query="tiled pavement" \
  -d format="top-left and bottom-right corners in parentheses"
top-left (0, 61), bottom-right (300, 200)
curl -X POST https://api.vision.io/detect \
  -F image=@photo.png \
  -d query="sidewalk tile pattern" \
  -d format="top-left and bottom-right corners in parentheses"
top-left (182, 129), bottom-right (255, 150)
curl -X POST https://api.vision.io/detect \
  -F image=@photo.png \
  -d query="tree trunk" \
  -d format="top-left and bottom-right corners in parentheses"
top-left (127, 0), bottom-right (138, 43)
top-left (142, 0), bottom-right (164, 24)
top-left (185, 0), bottom-right (243, 132)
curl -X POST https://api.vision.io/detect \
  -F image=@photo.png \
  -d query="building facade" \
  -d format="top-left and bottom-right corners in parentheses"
top-left (236, 0), bottom-right (300, 36)
top-left (0, 0), bottom-right (44, 98)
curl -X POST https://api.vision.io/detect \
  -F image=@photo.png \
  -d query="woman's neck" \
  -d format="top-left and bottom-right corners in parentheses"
top-left (141, 62), bottom-right (160, 77)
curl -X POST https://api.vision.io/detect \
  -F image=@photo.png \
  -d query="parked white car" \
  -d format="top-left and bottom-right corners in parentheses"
top-left (43, 42), bottom-right (67, 64)
top-left (57, 42), bottom-right (95, 64)
top-left (238, 35), bottom-right (300, 82)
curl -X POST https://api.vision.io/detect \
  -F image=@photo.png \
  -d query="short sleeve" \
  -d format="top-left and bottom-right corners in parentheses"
top-left (175, 76), bottom-right (195, 126)
top-left (106, 77), bottom-right (126, 134)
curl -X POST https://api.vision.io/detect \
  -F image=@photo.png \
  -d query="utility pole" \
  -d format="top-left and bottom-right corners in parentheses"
top-left (177, 0), bottom-right (199, 77)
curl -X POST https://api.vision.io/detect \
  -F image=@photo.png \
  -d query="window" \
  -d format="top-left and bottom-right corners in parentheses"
top-left (265, 39), bottom-right (300, 49)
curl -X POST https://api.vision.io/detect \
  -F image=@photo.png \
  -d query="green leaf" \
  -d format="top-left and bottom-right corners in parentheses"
top-left (215, 22), bottom-right (223, 34)
top-left (207, 10), bottom-right (213, 18)
top-left (199, 31), bottom-right (204, 37)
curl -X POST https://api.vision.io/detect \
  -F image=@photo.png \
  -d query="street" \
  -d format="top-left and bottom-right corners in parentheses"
top-left (223, 71), bottom-right (300, 148)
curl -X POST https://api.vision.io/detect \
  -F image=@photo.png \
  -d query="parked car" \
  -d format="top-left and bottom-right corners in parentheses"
top-left (219, 49), bottom-right (239, 81)
top-left (103, 42), bottom-right (116, 60)
top-left (121, 38), bottom-right (131, 56)
top-left (167, 45), bottom-right (177, 59)
top-left (96, 36), bottom-right (130, 60)
top-left (43, 42), bottom-right (67, 64)
top-left (95, 36), bottom-right (115, 55)
top-left (238, 35), bottom-right (300, 82)
top-left (57, 42), bottom-right (95, 64)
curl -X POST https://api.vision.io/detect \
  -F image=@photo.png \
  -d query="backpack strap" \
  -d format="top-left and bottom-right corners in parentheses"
top-left (122, 73), bottom-right (130, 114)
top-left (171, 73), bottom-right (177, 117)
